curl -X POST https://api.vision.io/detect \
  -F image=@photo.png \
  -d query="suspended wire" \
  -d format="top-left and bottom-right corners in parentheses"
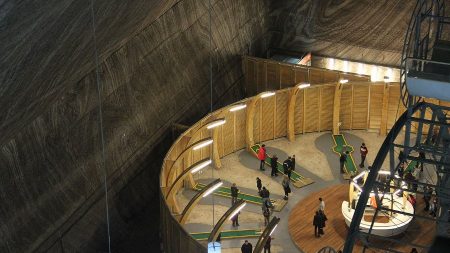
top-left (90, 1), bottom-right (112, 252)
top-left (209, 0), bottom-right (215, 231)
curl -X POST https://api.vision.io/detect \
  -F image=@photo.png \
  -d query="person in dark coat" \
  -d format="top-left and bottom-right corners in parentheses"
top-left (231, 211), bottom-right (240, 227)
top-left (423, 186), bottom-right (432, 211)
top-left (419, 151), bottom-right (425, 170)
top-left (231, 183), bottom-right (239, 205)
top-left (318, 210), bottom-right (328, 236)
top-left (398, 162), bottom-right (405, 179)
top-left (283, 157), bottom-right (292, 178)
top-left (313, 211), bottom-right (320, 237)
top-left (241, 240), bottom-right (252, 253)
top-left (256, 177), bottom-right (262, 192)
top-left (264, 236), bottom-right (273, 253)
top-left (270, 154), bottom-right (278, 176)
top-left (340, 152), bottom-right (348, 174)
top-left (291, 155), bottom-right (296, 171)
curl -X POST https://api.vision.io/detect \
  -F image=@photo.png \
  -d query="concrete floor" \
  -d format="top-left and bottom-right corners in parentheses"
top-left (174, 130), bottom-right (435, 252)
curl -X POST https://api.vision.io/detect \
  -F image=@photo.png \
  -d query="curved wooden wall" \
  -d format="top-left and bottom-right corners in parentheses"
top-left (159, 59), bottom-right (450, 252)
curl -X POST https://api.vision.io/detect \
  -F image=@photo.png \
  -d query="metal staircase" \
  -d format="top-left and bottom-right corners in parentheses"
top-left (344, 1), bottom-right (450, 252)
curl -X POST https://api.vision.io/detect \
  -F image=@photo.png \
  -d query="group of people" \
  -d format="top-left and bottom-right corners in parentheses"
top-left (258, 144), bottom-right (295, 200)
top-left (241, 236), bottom-right (273, 253)
top-left (339, 142), bottom-right (368, 174)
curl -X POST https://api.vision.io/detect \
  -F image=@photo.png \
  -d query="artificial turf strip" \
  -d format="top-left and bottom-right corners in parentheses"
top-left (190, 229), bottom-right (261, 241)
top-left (332, 134), bottom-right (358, 176)
top-left (250, 145), bottom-right (314, 188)
top-left (406, 160), bottom-right (418, 172)
top-left (194, 183), bottom-right (273, 205)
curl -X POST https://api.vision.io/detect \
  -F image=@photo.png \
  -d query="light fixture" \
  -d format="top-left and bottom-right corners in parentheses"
top-left (357, 63), bottom-right (364, 75)
top-left (352, 171), bottom-right (366, 183)
top-left (191, 159), bottom-right (212, 174)
top-left (343, 61), bottom-right (349, 72)
top-left (297, 83), bottom-right (311, 89)
top-left (371, 66), bottom-right (378, 82)
top-left (206, 119), bottom-right (226, 129)
top-left (228, 202), bottom-right (246, 220)
top-left (203, 181), bottom-right (224, 197)
top-left (328, 58), bottom-right (335, 70)
top-left (352, 181), bottom-right (363, 192)
top-left (260, 91), bottom-right (275, 98)
top-left (378, 170), bottom-right (391, 175)
top-left (383, 76), bottom-right (389, 82)
top-left (269, 224), bottom-right (278, 236)
top-left (229, 103), bottom-right (247, 112)
top-left (192, 138), bottom-right (214, 150)
top-left (339, 79), bottom-right (349, 84)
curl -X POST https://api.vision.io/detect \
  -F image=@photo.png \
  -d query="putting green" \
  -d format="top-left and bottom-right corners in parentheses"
top-left (194, 183), bottom-right (287, 211)
top-left (406, 160), bottom-right (418, 172)
top-left (250, 145), bottom-right (314, 188)
top-left (332, 134), bottom-right (358, 176)
top-left (191, 229), bottom-right (261, 241)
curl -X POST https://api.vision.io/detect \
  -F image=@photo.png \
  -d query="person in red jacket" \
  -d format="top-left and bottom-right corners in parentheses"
top-left (359, 143), bottom-right (368, 168)
top-left (258, 144), bottom-right (267, 171)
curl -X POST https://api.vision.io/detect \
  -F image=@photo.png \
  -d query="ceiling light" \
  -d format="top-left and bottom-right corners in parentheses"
top-left (192, 138), bottom-right (213, 150)
top-left (229, 202), bottom-right (246, 220)
top-left (203, 181), bottom-right (223, 197)
top-left (260, 91), bottom-right (275, 98)
top-left (190, 159), bottom-right (212, 174)
top-left (297, 83), bottom-right (310, 89)
top-left (339, 79), bottom-right (349, 84)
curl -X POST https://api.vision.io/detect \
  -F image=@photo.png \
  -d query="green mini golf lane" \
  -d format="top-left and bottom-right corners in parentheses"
top-left (406, 160), bottom-right (418, 172)
top-left (191, 229), bottom-right (261, 241)
top-left (251, 145), bottom-right (307, 182)
top-left (194, 183), bottom-right (274, 205)
top-left (332, 134), bottom-right (357, 175)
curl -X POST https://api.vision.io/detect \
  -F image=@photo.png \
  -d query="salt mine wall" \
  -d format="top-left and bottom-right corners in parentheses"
top-left (0, 0), bottom-right (270, 252)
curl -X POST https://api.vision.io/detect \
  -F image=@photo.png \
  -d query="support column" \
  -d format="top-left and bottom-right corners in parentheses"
top-left (245, 97), bottom-right (257, 151)
top-left (333, 82), bottom-right (344, 135)
top-left (212, 127), bottom-right (222, 168)
top-left (287, 88), bottom-right (297, 142)
top-left (380, 83), bottom-right (390, 135)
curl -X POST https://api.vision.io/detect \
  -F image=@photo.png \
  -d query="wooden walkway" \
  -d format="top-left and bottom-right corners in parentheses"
top-left (288, 184), bottom-right (435, 253)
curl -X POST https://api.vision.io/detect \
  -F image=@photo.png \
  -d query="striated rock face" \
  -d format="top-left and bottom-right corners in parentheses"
top-left (0, 0), bottom-right (270, 252)
top-left (269, 0), bottom-right (417, 66)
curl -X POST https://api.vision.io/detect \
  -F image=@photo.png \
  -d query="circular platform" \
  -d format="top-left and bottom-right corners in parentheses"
top-left (288, 184), bottom-right (434, 253)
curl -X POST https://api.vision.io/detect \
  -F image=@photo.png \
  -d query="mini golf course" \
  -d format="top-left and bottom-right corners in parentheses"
top-left (191, 229), bottom-right (261, 241)
top-left (332, 134), bottom-right (358, 179)
top-left (250, 144), bottom-right (314, 188)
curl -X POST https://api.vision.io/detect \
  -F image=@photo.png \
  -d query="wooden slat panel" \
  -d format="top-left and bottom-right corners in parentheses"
top-left (222, 111), bottom-right (234, 156)
top-left (304, 88), bottom-right (320, 132)
top-left (294, 90), bottom-right (304, 134)
top-left (341, 73), bottom-right (370, 82)
top-left (387, 84), bottom-right (405, 130)
top-left (280, 65), bottom-right (295, 89)
top-left (352, 85), bottom-right (369, 129)
top-left (234, 108), bottom-right (246, 151)
top-left (340, 85), bottom-right (353, 129)
top-left (266, 62), bottom-right (280, 90)
top-left (256, 61), bottom-right (266, 93)
top-left (309, 69), bottom-right (323, 84)
top-left (261, 96), bottom-right (275, 141)
top-left (294, 68), bottom-right (309, 84)
top-left (320, 86), bottom-right (335, 131)
top-left (200, 127), bottom-right (210, 160)
top-left (253, 100), bottom-right (261, 144)
top-left (275, 90), bottom-right (288, 138)
top-left (246, 59), bottom-right (257, 96)
top-left (323, 70), bottom-right (339, 83)
top-left (369, 84), bottom-right (384, 129)
top-left (217, 122), bottom-right (224, 157)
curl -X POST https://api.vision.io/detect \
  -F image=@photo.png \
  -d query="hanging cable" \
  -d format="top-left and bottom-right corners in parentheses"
top-left (209, 0), bottom-right (215, 230)
top-left (90, 1), bottom-right (112, 252)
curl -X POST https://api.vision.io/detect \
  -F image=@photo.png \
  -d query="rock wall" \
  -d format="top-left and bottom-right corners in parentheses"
top-left (0, 0), bottom-right (270, 252)
top-left (269, 0), bottom-right (416, 66)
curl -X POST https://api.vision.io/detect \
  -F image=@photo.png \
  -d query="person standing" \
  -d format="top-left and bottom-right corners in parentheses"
top-left (398, 162), bottom-right (405, 179)
top-left (241, 240), bottom-right (252, 253)
top-left (231, 183), bottom-right (239, 205)
top-left (319, 197), bottom-right (325, 212)
top-left (291, 155), bottom-right (296, 171)
top-left (256, 177), bottom-right (262, 193)
top-left (270, 154), bottom-right (278, 176)
top-left (264, 236), bottom-right (273, 253)
top-left (263, 204), bottom-right (271, 226)
top-left (419, 151), bottom-right (425, 171)
top-left (260, 187), bottom-right (270, 205)
top-left (313, 211), bottom-right (320, 237)
top-left (359, 143), bottom-right (368, 168)
top-left (258, 144), bottom-right (267, 171)
top-left (283, 157), bottom-right (292, 175)
top-left (282, 176), bottom-right (291, 200)
top-left (340, 152), bottom-right (348, 174)
top-left (231, 211), bottom-right (240, 227)
top-left (318, 210), bottom-right (328, 236)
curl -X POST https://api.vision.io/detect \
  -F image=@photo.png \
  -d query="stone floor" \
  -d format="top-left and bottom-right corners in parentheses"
top-left (174, 130), bottom-right (436, 252)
